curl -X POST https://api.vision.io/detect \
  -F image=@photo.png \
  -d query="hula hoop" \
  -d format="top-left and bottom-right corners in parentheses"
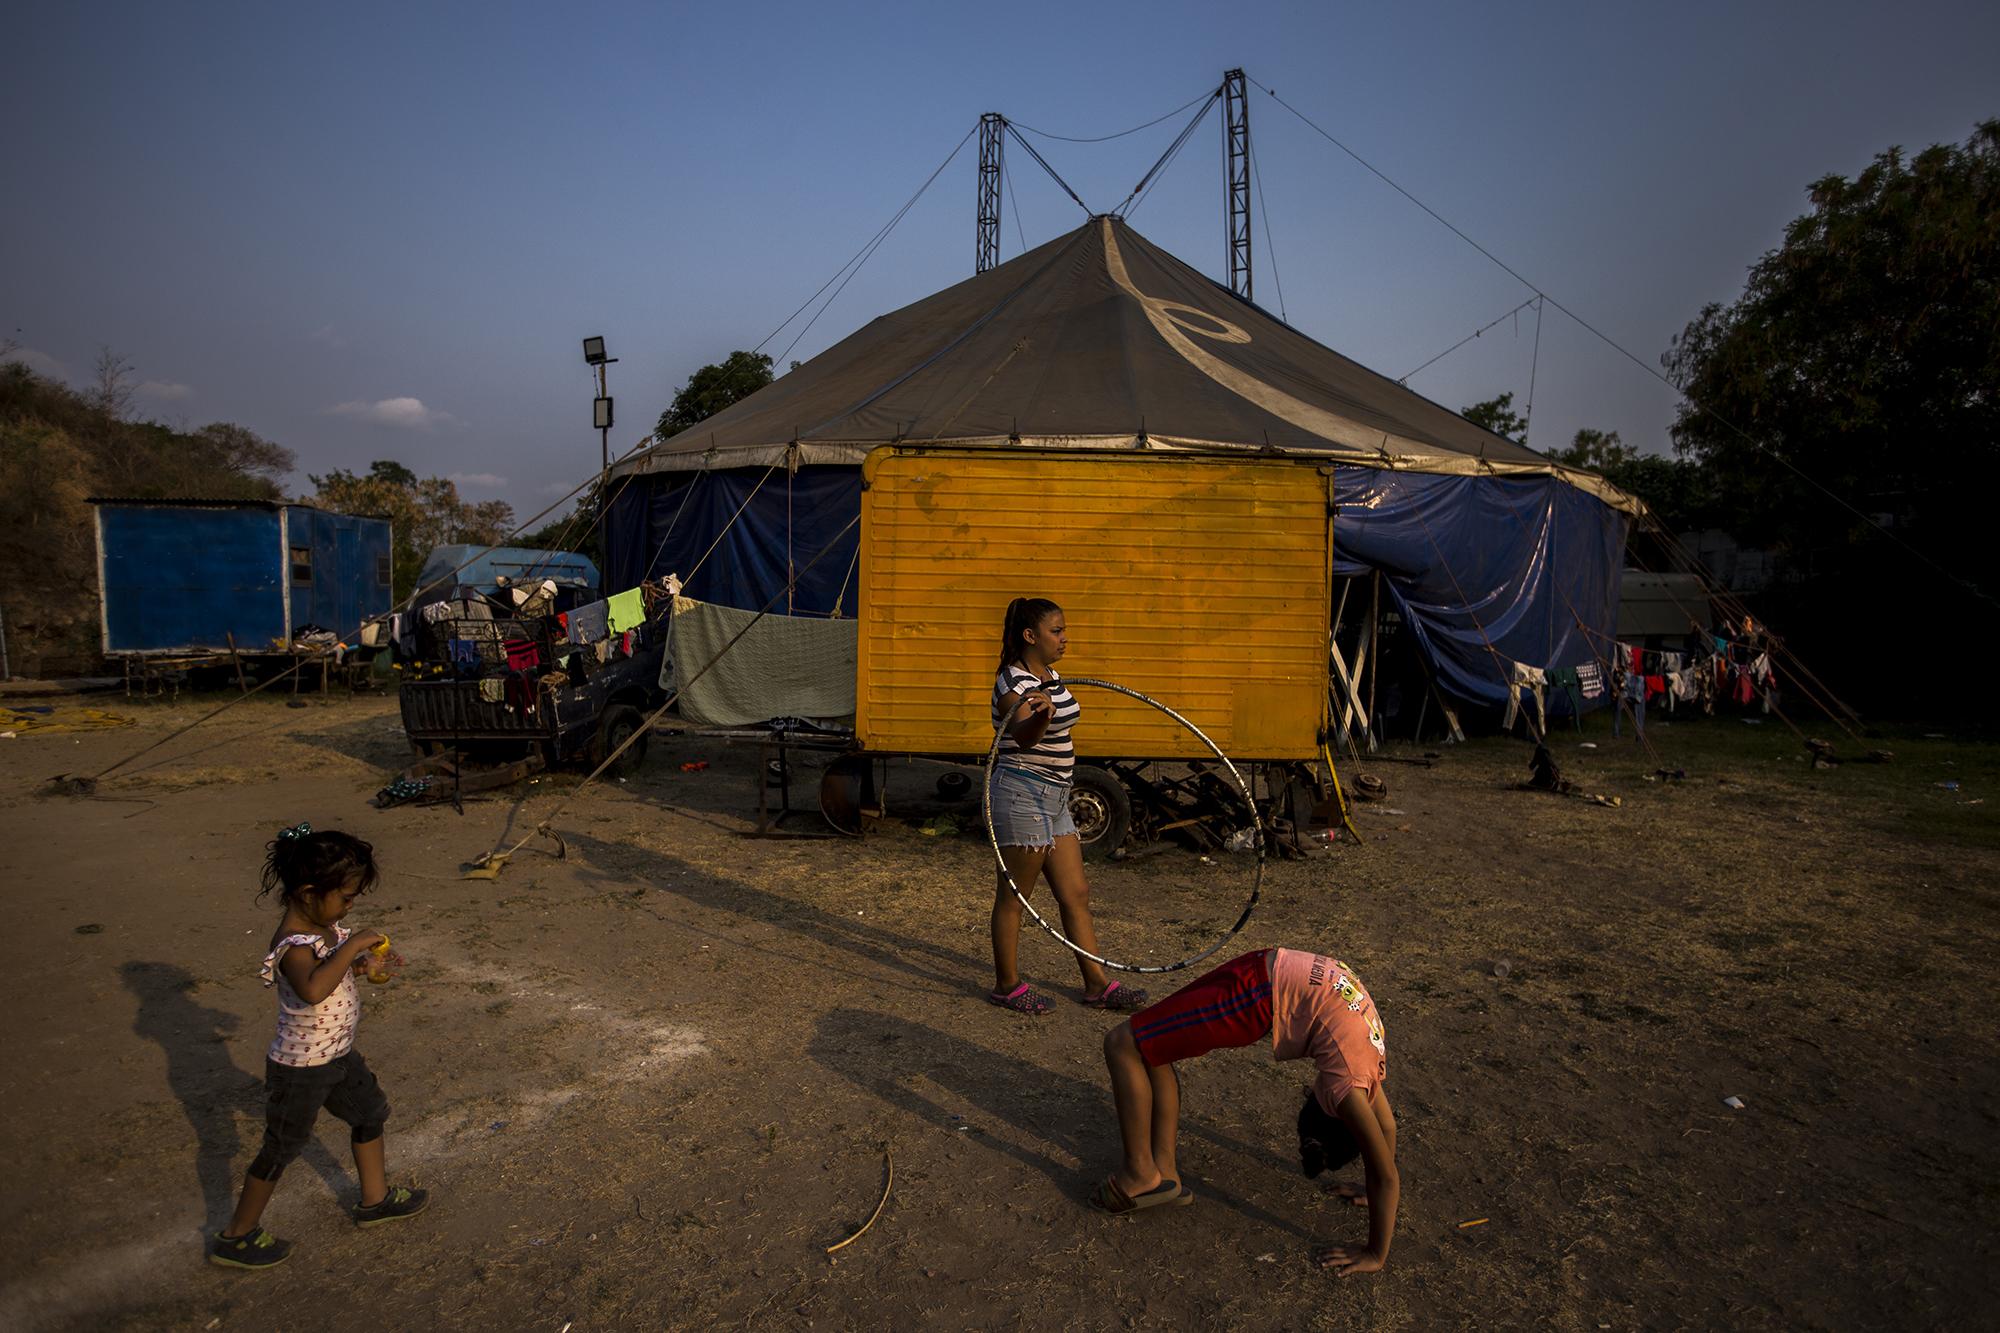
top-left (984, 676), bottom-right (1264, 975)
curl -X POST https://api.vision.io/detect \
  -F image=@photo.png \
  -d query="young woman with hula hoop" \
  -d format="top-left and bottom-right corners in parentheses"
top-left (985, 598), bottom-right (1148, 1017)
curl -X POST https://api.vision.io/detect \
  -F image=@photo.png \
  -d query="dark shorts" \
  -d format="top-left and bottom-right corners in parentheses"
top-left (1128, 950), bottom-right (1273, 1067)
top-left (248, 1050), bottom-right (392, 1181)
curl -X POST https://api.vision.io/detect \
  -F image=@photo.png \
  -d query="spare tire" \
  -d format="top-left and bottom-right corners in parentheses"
top-left (1069, 765), bottom-right (1131, 861)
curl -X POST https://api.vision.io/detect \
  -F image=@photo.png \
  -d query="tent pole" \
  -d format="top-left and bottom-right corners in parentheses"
top-left (1367, 572), bottom-right (1380, 754)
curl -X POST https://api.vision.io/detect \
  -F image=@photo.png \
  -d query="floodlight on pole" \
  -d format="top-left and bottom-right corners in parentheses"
top-left (581, 335), bottom-right (619, 474)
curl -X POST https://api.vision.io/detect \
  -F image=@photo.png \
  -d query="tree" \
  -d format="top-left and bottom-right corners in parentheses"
top-left (1550, 427), bottom-right (1633, 471)
top-left (1662, 120), bottom-right (2000, 570)
top-left (89, 345), bottom-right (135, 419)
top-left (654, 350), bottom-right (774, 441)
top-left (308, 460), bottom-right (515, 600)
top-left (1461, 392), bottom-right (1527, 443)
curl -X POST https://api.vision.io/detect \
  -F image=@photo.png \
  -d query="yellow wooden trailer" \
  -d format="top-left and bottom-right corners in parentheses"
top-left (855, 447), bottom-right (1332, 785)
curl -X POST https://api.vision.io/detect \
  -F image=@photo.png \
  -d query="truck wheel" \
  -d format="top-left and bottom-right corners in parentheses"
top-left (594, 704), bottom-right (648, 775)
top-left (1069, 765), bottom-right (1131, 861)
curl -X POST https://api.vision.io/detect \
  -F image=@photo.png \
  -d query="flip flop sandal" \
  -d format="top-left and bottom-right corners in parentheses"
top-left (1082, 980), bottom-right (1149, 1012)
top-left (988, 982), bottom-right (1054, 1016)
top-left (1090, 1176), bottom-right (1183, 1215)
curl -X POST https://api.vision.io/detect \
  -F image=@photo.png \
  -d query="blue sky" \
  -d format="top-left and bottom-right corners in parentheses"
top-left (5, 1), bottom-right (1995, 522)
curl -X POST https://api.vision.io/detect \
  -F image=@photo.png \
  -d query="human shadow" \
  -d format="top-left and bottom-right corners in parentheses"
top-left (558, 830), bottom-right (989, 998)
top-left (120, 962), bottom-right (347, 1227)
top-left (806, 1006), bottom-right (1312, 1243)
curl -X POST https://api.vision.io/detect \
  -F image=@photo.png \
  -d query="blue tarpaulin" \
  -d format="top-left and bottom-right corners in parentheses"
top-left (603, 469), bottom-right (861, 616)
top-left (604, 463), bottom-right (1627, 711)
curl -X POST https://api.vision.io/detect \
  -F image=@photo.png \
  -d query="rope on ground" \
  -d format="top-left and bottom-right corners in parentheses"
top-left (825, 1146), bottom-right (894, 1254)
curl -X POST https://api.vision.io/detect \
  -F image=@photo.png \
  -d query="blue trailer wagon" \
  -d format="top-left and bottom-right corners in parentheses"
top-left (90, 498), bottom-right (393, 694)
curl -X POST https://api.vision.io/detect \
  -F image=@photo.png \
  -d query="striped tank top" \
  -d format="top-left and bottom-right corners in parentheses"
top-left (992, 664), bottom-right (1080, 782)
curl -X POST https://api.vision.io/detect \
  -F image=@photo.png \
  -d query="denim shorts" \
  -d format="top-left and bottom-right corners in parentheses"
top-left (248, 1051), bottom-right (392, 1181)
top-left (990, 764), bottom-right (1076, 850)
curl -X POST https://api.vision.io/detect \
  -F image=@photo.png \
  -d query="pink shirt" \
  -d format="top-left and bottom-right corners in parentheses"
top-left (261, 923), bottom-right (361, 1067)
top-left (1269, 948), bottom-right (1387, 1114)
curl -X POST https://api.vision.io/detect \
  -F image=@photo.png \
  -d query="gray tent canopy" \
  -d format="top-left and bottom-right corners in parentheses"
top-left (602, 215), bottom-right (1635, 711)
top-left (610, 215), bottom-right (1633, 514)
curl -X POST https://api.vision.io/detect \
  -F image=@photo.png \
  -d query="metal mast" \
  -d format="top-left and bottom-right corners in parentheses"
top-left (977, 113), bottom-right (1005, 273)
top-left (1223, 69), bottom-right (1251, 301)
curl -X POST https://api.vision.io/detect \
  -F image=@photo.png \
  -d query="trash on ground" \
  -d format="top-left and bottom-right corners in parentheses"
top-left (1723, 1095), bottom-right (1746, 1109)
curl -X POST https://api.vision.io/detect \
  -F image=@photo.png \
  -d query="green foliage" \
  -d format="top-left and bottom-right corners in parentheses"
top-left (1662, 120), bottom-right (2000, 568)
top-left (0, 359), bottom-right (297, 672)
top-left (654, 350), bottom-right (775, 441)
top-left (307, 461), bottom-right (515, 602)
top-left (1461, 391), bottom-right (1528, 443)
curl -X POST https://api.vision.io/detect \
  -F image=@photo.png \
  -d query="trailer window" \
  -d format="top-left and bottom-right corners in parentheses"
top-left (376, 554), bottom-right (393, 586)
top-left (290, 546), bottom-right (312, 583)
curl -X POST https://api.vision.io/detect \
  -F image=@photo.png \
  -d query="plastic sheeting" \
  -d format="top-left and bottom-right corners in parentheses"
top-left (605, 462), bottom-right (1626, 716)
top-left (1329, 470), bottom-right (1628, 710)
top-left (603, 467), bottom-right (861, 616)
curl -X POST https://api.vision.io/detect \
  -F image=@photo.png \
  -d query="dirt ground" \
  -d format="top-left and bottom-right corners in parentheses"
top-left (1, 690), bottom-right (1995, 1331)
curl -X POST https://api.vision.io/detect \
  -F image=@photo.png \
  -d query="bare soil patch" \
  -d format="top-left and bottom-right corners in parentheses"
top-left (1, 694), bottom-right (1995, 1330)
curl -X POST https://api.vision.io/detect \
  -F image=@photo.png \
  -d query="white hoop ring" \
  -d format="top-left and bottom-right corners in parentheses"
top-left (984, 676), bottom-right (1264, 975)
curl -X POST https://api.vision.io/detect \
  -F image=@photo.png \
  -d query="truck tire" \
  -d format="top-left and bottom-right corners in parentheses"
top-left (1069, 765), bottom-right (1131, 861)
top-left (594, 704), bottom-right (648, 776)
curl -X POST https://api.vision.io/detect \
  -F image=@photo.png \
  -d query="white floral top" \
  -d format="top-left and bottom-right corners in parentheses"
top-left (260, 923), bottom-right (360, 1067)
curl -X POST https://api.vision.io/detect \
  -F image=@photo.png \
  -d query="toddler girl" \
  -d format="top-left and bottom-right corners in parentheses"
top-left (209, 823), bottom-right (429, 1269)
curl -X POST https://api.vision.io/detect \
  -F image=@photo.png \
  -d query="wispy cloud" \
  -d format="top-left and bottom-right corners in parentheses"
top-left (450, 471), bottom-right (509, 489)
top-left (4, 345), bottom-right (71, 382)
top-left (329, 396), bottom-right (455, 430)
top-left (137, 379), bottom-right (193, 401)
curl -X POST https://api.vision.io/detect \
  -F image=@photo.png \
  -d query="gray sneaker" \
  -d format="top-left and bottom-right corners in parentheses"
top-left (208, 1226), bottom-right (293, 1270)
top-left (352, 1184), bottom-right (430, 1227)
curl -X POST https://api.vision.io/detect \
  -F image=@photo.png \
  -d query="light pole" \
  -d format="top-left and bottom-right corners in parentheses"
top-left (582, 336), bottom-right (618, 475)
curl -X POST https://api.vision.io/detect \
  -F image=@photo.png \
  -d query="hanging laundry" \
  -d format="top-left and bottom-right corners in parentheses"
top-left (1750, 652), bottom-right (1774, 684)
top-left (567, 599), bottom-right (610, 644)
top-left (504, 672), bottom-right (537, 717)
top-left (1735, 666), bottom-right (1755, 706)
top-left (1661, 651), bottom-right (1683, 673)
top-left (448, 639), bottom-right (480, 672)
top-left (1645, 674), bottom-right (1666, 701)
top-left (606, 587), bottom-right (646, 634)
top-left (1630, 645), bottom-right (1644, 675)
top-left (1546, 667), bottom-right (1583, 720)
top-left (1501, 661), bottom-right (1548, 734)
top-left (504, 638), bottom-right (541, 672)
top-left (420, 601), bottom-right (455, 624)
top-left (1670, 670), bottom-right (1697, 702)
top-left (593, 639), bottom-right (612, 664)
top-left (1577, 662), bottom-right (1605, 700)
top-left (478, 678), bottom-right (505, 703)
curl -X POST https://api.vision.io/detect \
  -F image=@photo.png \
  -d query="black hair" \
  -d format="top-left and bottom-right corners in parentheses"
top-left (1297, 1089), bottom-right (1361, 1178)
top-left (259, 825), bottom-right (380, 905)
top-left (998, 597), bottom-right (1062, 669)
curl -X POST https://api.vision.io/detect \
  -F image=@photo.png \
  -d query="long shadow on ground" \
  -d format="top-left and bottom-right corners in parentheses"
top-left (807, 1006), bottom-right (1313, 1243)
top-left (120, 961), bottom-right (349, 1229)
top-left (557, 829), bottom-right (988, 998)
